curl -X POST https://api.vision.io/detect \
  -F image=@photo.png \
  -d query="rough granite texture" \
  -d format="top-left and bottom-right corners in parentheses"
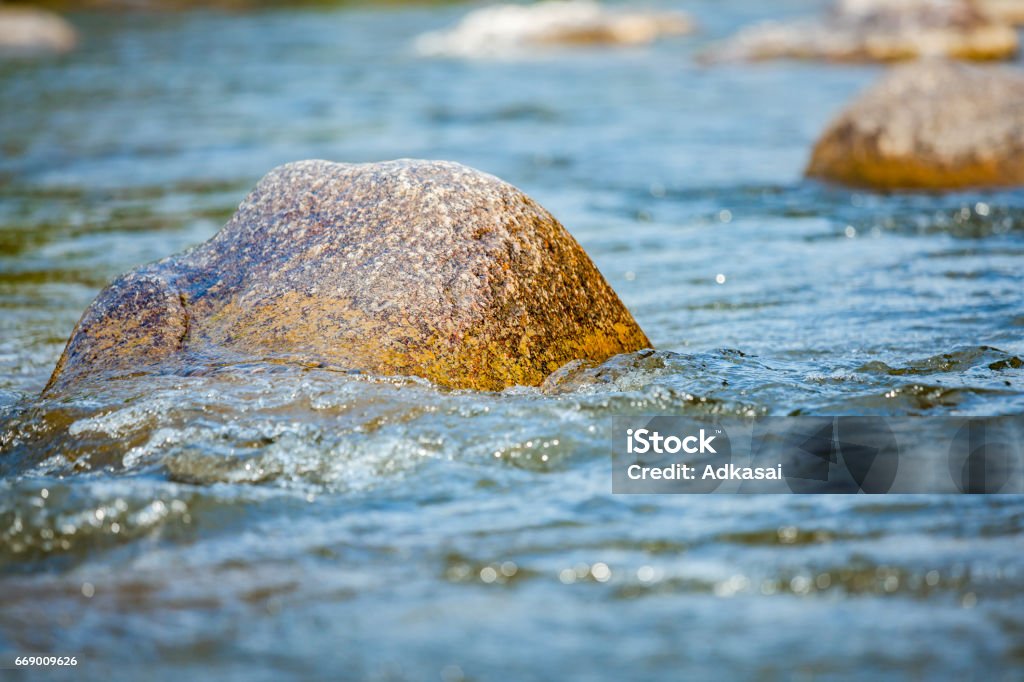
top-left (806, 59), bottom-right (1024, 190)
top-left (702, 0), bottom-right (1018, 63)
top-left (0, 7), bottom-right (76, 56)
top-left (46, 160), bottom-right (651, 393)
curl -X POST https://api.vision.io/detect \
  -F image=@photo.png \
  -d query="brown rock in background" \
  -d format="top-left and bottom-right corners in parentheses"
top-left (415, 0), bottom-right (692, 58)
top-left (0, 6), bottom-right (76, 56)
top-left (702, 0), bottom-right (1018, 63)
top-left (806, 59), bottom-right (1024, 190)
top-left (979, 0), bottom-right (1024, 24)
top-left (46, 160), bottom-right (650, 393)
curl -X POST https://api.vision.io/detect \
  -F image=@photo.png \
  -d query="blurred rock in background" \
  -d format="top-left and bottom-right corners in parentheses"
top-left (702, 0), bottom-right (1018, 63)
top-left (415, 0), bottom-right (692, 58)
top-left (0, 5), bottom-right (76, 56)
top-left (978, 0), bottom-right (1024, 23)
top-left (806, 59), bottom-right (1024, 190)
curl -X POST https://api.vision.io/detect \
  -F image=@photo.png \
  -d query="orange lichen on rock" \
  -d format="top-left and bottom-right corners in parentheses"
top-left (46, 160), bottom-right (651, 393)
top-left (806, 60), bottom-right (1024, 190)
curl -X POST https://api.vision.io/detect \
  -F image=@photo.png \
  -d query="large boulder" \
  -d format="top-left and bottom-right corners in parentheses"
top-left (805, 59), bottom-right (1024, 190)
top-left (415, 0), bottom-right (692, 58)
top-left (0, 7), bottom-right (76, 57)
top-left (46, 160), bottom-right (651, 393)
top-left (702, 0), bottom-right (1017, 63)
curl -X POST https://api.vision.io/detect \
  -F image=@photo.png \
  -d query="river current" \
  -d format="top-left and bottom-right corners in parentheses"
top-left (1, 2), bottom-right (1023, 679)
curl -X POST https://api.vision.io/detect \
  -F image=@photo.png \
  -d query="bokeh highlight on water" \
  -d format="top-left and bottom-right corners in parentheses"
top-left (1, 1), bottom-right (1023, 679)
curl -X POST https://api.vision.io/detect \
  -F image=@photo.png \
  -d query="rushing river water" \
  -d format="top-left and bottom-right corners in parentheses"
top-left (2, 1), bottom-right (1024, 679)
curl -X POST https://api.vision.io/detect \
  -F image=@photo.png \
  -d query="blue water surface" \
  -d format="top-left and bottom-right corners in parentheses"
top-left (1, 1), bottom-right (1023, 680)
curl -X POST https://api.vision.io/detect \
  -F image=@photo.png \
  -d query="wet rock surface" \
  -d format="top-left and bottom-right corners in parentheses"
top-left (703, 0), bottom-right (1017, 63)
top-left (415, 0), bottom-right (692, 58)
top-left (46, 159), bottom-right (650, 393)
top-left (806, 59), bottom-right (1024, 190)
top-left (0, 6), bottom-right (76, 57)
